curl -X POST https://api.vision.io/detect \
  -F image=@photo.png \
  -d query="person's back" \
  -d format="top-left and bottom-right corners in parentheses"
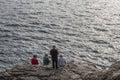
top-left (43, 54), bottom-right (50, 65)
top-left (50, 49), bottom-right (58, 59)
top-left (31, 55), bottom-right (39, 65)
top-left (58, 55), bottom-right (66, 67)
top-left (50, 46), bottom-right (59, 69)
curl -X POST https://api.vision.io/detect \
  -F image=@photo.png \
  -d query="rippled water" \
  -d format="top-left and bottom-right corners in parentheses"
top-left (0, 0), bottom-right (120, 71)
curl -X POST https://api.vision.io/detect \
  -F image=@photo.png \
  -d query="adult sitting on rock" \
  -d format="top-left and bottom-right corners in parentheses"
top-left (31, 55), bottom-right (39, 65)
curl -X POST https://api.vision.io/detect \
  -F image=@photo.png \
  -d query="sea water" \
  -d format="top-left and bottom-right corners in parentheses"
top-left (0, 0), bottom-right (120, 71)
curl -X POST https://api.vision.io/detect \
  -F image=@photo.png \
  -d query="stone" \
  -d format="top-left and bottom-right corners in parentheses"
top-left (71, 74), bottom-right (80, 79)
top-left (17, 76), bottom-right (40, 80)
top-left (2, 61), bottom-right (116, 80)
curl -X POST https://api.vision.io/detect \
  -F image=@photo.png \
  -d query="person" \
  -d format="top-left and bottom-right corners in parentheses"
top-left (31, 55), bottom-right (39, 65)
top-left (50, 46), bottom-right (59, 69)
top-left (58, 55), bottom-right (66, 67)
top-left (43, 54), bottom-right (50, 65)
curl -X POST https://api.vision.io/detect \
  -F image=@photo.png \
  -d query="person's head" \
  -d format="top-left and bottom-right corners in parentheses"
top-left (53, 45), bottom-right (56, 49)
top-left (33, 55), bottom-right (37, 58)
top-left (60, 55), bottom-right (63, 58)
top-left (45, 54), bottom-right (48, 56)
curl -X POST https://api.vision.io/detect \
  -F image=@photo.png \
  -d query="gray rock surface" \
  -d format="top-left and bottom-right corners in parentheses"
top-left (99, 61), bottom-right (120, 80)
top-left (1, 61), bottom-right (120, 80)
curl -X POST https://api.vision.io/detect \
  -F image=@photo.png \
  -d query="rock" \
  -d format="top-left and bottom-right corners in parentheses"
top-left (17, 76), bottom-right (40, 80)
top-left (0, 62), bottom-right (102, 80)
top-left (1, 61), bottom-right (120, 80)
top-left (99, 61), bottom-right (120, 80)
top-left (71, 74), bottom-right (80, 79)
top-left (112, 72), bottom-right (120, 80)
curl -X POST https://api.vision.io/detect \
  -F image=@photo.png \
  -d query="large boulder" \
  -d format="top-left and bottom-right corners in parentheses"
top-left (0, 62), bottom-right (102, 80)
top-left (99, 61), bottom-right (120, 80)
top-left (0, 61), bottom-right (118, 80)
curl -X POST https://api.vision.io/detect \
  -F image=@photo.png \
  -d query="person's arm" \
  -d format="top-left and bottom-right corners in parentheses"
top-left (56, 50), bottom-right (59, 55)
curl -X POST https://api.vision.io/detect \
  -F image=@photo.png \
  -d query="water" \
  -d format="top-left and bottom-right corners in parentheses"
top-left (0, 0), bottom-right (120, 71)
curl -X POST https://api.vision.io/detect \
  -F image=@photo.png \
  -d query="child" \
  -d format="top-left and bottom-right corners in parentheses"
top-left (43, 54), bottom-right (50, 65)
top-left (31, 55), bottom-right (39, 65)
top-left (58, 55), bottom-right (66, 67)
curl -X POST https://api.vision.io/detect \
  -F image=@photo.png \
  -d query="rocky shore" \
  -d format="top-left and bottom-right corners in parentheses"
top-left (0, 61), bottom-right (120, 80)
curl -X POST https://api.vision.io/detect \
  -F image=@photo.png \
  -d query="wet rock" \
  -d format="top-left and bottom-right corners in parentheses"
top-left (99, 61), bottom-right (120, 80)
top-left (111, 72), bottom-right (120, 80)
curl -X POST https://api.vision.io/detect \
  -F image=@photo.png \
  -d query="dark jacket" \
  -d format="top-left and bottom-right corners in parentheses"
top-left (50, 49), bottom-right (59, 59)
top-left (43, 56), bottom-right (50, 65)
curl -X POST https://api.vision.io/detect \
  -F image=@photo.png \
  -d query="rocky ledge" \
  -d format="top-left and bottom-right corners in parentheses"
top-left (0, 61), bottom-right (120, 80)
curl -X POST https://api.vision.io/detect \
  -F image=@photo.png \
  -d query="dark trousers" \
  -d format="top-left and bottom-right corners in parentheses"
top-left (52, 58), bottom-right (58, 69)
